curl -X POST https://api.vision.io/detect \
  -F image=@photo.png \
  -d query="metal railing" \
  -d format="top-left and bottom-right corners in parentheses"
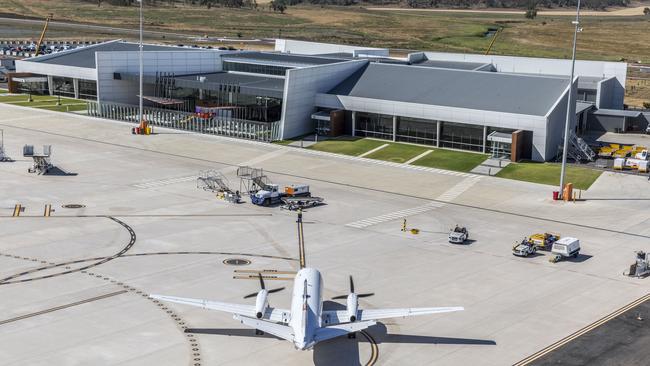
top-left (87, 101), bottom-right (281, 142)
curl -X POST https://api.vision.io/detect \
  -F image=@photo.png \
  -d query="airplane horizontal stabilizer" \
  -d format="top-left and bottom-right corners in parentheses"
top-left (234, 315), bottom-right (294, 342)
top-left (314, 320), bottom-right (376, 343)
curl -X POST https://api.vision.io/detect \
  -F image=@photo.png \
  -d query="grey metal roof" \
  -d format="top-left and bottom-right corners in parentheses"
top-left (413, 59), bottom-right (487, 71)
top-left (329, 63), bottom-right (570, 116)
top-left (27, 41), bottom-right (200, 69)
top-left (593, 109), bottom-right (643, 118)
top-left (221, 52), bottom-right (346, 66)
top-left (174, 72), bottom-right (284, 98)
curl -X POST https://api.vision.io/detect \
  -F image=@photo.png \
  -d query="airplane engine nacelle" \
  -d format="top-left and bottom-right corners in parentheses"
top-left (255, 290), bottom-right (269, 319)
top-left (346, 293), bottom-right (358, 322)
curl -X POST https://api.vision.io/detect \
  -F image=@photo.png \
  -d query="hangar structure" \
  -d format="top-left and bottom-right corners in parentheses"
top-left (13, 39), bottom-right (638, 161)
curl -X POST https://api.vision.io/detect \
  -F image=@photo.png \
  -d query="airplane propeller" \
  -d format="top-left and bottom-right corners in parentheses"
top-left (332, 275), bottom-right (374, 299)
top-left (243, 273), bottom-right (285, 299)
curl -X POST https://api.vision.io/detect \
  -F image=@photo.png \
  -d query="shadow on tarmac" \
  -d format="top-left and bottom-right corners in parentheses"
top-left (188, 300), bottom-right (496, 366)
top-left (44, 166), bottom-right (77, 176)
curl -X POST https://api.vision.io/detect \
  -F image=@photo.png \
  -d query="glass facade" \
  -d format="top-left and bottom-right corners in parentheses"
top-left (78, 80), bottom-right (97, 100)
top-left (353, 112), bottom-right (524, 155)
top-left (355, 112), bottom-right (394, 139)
top-left (52, 76), bottom-right (75, 97)
top-left (222, 61), bottom-right (290, 76)
top-left (439, 121), bottom-right (484, 152)
top-left (396, 117), bottom-right (437, 145)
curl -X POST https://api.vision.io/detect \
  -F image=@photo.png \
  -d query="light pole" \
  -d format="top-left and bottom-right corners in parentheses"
top-left (558, 0), bottom-right (582, 199)
top-left (138, 0), bottom-right (144, 126)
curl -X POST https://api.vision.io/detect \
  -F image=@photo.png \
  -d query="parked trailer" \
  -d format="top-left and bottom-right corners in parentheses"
top-left (280, 196), bottom-right (324, 211)
top-left (549, 237), bottom-right (580, 263)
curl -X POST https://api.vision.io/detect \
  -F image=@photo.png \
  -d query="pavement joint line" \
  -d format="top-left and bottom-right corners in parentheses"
top-left (357, 143), bottom-right (390, 158)
top-left (0, 213), bottom-right (273, 218)
top-left (4, 119), bottom-right (650, 240)
top-left (513, 292), bottom-right (650, 366)
top-left (0, 290), bottom-right (128, 326)
top-left (405, 149), bottom-right (433, 164)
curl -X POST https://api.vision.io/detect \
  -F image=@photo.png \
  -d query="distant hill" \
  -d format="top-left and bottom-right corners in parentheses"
top-left (88, 0), bottom-right (635, 9)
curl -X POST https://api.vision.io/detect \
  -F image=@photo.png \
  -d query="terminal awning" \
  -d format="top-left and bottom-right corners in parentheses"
top-left (141, 95), bottom-right (185, 106)
top-left (593, 109), bottom-right (642, 118)
top-left (12, 77), bottom-right (47, 83)
top-left (311, 111), bottom-right (331, 121)
top-left (576, 102), bottom-right (594, 115)
top-left (487, 131), bottom-right (512, 144)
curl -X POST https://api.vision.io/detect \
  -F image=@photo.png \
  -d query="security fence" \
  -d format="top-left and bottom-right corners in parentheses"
top-left (87, 101), bottom-right (281, 142)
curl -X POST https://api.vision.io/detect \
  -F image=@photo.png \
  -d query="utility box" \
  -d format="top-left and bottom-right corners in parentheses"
top-left (551, 237), bottom-right (580, 258)
top-left (285, 185), bottom-right (310, 197)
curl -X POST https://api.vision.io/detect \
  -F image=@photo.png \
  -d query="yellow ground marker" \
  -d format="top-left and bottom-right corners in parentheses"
top-left (12, 204), bottom-right (21, 217)
top-left (44, 204), bottom-right (51, 217)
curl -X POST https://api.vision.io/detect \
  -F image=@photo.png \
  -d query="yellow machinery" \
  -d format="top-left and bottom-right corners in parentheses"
top-left (484, 27), bottom-right (502, 55)
top-left (529, 233), bottom-right (561, 251)
top-left (35, 14), bottom-right (53, 56)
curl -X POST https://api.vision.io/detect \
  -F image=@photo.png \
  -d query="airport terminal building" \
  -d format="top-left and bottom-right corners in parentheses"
top-left (12, 39), bottom-right (639, 162)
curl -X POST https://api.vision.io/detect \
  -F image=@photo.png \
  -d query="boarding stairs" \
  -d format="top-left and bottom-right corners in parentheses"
top-left (237, 166), bottom-right (272, 193)
top-left (560, 132), bottom-right (596, 162)
top-left (197, 170), bottom-right (231, 192)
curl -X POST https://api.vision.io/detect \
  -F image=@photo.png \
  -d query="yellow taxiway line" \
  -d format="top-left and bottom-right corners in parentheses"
top-left (513, 292), bottom-right (650, 365)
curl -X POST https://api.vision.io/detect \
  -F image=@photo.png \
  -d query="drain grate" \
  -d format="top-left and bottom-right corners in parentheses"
top-left (62, 204), bottom-right (85, 209)
top-left (223, 258), bottom-right (251, 266)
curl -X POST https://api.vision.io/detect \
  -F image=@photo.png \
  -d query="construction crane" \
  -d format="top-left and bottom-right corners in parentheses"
top-left (35, 13), bottom-right (53, 56)
top-left (484, 27), bottom-right (502, 56)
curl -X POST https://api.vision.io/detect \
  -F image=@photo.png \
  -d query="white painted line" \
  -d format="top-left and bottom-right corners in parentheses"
top-left (405, 149), bottom-right (433, 165)
top-left (345, 178), bottom-right (477, 229)
top-left (357, 143), bottom-right (389, 158)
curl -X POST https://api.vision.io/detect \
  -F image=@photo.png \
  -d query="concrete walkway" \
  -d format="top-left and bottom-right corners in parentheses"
top-left (471, 157), bottom-right (511, 176)
top-left (357, 143), bottom-right (389, 158)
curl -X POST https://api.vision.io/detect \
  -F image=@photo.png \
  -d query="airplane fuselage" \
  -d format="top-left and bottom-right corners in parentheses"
top-left (289, 267), bottom-right (323, 350)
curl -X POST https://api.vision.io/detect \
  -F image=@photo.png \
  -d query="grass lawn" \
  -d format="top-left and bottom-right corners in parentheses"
top-left (307, 138), bottom-right (386, 156)
top-left (0, 89), bottom-right (7, 94)
top-left (496, 162), bottom-right (602, 190)
top-left (412, 149), bottom-right (488, 172)
top-left (0, 93), bottom-right (86, 112)
top-left (365, 143), bottom-right (429, 163)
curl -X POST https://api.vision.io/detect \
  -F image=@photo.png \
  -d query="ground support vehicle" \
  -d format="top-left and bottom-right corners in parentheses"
top-left (549, 237), bottom-right (580, 263)
top-left (448, 226), bottom-right (469, 244)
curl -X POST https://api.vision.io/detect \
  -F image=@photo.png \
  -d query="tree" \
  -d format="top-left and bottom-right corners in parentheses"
top-left (525, 1), bottom-right (537, 19)
top-left (644, 7), bottom-right (650, 16)
top-left (643, 102), bottom-right (650, 109)
top-left (270, 0), bottom-right (286, 13)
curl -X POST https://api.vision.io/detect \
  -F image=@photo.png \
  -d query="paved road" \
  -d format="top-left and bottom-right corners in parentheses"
top-left (530, 296), bottom-right (650, 365)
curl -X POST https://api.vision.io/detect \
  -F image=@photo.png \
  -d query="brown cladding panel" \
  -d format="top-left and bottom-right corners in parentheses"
top-left (7, 72), bottom-right (34, 93)
top-left (511, 130), bottom-right (532, 162)
top-left (329, 110), bottom-right (345, 137)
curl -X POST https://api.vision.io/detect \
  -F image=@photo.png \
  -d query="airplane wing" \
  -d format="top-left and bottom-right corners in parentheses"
top-left (322, 307), bottom-right (463, 325)
top-left (150, 294), bottom-right (290, 323)
top-left (314, 320), bottom-right (376, 343)
top-left (234, 315), bottom-right (294, 342)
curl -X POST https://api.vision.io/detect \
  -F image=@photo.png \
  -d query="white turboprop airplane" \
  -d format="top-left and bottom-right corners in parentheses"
top-left (150, 211), bottom-right (463, 350)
